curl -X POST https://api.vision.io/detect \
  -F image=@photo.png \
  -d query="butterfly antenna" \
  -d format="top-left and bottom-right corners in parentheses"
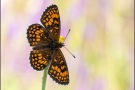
top-left (64, 29), bottom-right (71, 42)
top-left (64, 46), bottom-right (75, 58)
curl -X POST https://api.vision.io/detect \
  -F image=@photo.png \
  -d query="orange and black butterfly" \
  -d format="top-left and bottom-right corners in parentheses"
top-left (27, 5), bottom-right (69, 85)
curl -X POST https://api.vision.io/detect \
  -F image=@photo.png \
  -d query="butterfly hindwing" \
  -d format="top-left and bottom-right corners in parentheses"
top-left (40, 5), bottom-right (60, 41)
top-left (30, 48), bottom-right (52, 71)
top-left (48, 49), bottom-right (69, 85)
top-left (27, 23), bottom-right (51, 46)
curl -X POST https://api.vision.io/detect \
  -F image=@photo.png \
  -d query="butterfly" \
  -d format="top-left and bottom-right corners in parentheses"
top-left (27, 4), bottom-right (69, 85)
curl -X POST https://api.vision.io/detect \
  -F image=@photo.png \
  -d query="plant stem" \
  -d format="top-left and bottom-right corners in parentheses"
top-left (42, 67), bottom-right (48, 90)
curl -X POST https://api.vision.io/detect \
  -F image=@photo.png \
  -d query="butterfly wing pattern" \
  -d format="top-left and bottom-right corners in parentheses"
top-left (48, 49), bottom-right (69, 85)
top-left (41, 5), bottom-right (60, 41)
top-left (27, 24), bottom-right (50, 46)
top-left (27, 5), bottom-right (69, 85)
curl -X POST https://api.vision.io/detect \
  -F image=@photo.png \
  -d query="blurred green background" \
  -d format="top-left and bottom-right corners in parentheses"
top-left (1, 0), bottom-right (134, 90)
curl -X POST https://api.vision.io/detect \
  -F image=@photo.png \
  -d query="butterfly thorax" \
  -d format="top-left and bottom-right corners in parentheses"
top-left (49, 41), bottom-right (64, 50)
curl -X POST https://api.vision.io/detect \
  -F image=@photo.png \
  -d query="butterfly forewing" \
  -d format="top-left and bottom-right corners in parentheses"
top-left (48, 49), bottom-right (69, 85)
top-left (30, 48), bottom-right (52, 70)
top-left (27, 24), bottom-right (50, 46)
top-left (40, 5), bottom-right (60, 41)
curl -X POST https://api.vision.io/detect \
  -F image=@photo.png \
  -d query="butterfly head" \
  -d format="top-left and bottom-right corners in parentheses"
top-left (59, 36), bottom-right (65, 44)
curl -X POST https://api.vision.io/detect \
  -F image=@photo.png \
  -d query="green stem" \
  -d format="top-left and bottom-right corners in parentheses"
top-left (42, 67), bottom-right (48, 90)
